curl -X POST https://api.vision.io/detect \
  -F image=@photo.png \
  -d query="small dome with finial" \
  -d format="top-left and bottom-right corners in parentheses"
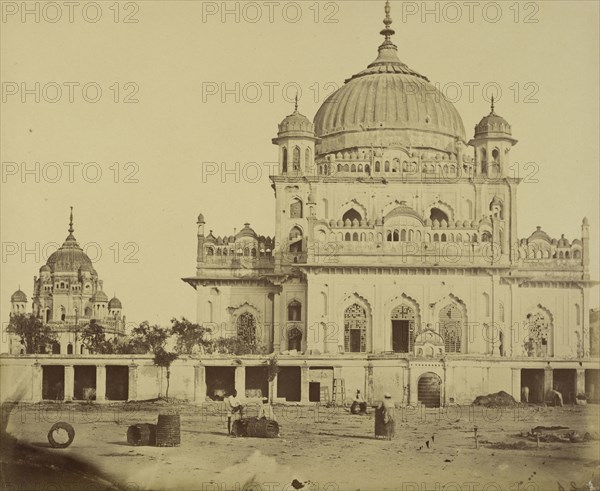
top-left (236, 223), bottom-right (257, 239)
top-left (11, 288), bottom-right (27, 303)
top-left (475, 97), bottom-right (512, 137)
top-left (276, 95), bottom-right (315, 138)
top-left (46, 207), bottom-right (95, 273)
top-left (108, 296), bottom-right (122, 309)
top-left (197, 213), bottom-right (205, 224)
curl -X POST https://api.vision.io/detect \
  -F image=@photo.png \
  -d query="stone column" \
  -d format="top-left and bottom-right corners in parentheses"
top-left (194, 365), bottom-right (206, 403)
top-left (234, 366), bottom-right (246, 397)
top-left (128, 364), bottom-right (137, 401)
top-left (544, 367), bottom-right (553, 402)
top-left (365, 363), bottom-right (374, 405)
top-left (64, 365), bottom-right (74, 401)
top-left (32, 363), bottom-right (43, 402)
top-left (269, 373), bottom-right (278, 401)
top-left (300, 364), bottom-right (310, 404)
top-left (576, 369), bottom-right (585, 396)
top-left (95, 365), bottom-right (106, 402)
top-left (272, 293), bottom-right (281, 353)
top-left (511, 368), bottom-right (521, 402)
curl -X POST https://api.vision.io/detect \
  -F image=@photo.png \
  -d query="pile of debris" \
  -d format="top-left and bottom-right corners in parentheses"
top-left (523, 426), bottom-right (599, 443)
top-left (472, 391), bottom-right (517, 407)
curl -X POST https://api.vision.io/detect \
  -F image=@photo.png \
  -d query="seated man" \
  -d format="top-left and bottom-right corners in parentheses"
top-left (258, 397), bottom-right (276, 421)
top-left (350, 389), bottom-right (368, 414)
top-left (226, 389), bottom-right (243, 435)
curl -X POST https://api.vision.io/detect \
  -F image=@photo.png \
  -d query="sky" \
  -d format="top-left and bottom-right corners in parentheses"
top-left (1, 0), bottom-right (599, 343)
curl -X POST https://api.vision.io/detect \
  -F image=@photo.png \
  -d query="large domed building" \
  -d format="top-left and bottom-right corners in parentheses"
top-left (183, 2), bottom-right (597, 406)
top-left (8, 209), bottom-right (126, 355)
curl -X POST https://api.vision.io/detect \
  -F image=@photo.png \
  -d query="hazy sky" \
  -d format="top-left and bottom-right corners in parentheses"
top-left (1, 0), bottom-right (599, 338)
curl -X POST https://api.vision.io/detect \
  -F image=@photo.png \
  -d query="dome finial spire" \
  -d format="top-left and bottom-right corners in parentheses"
top-left (68, 206), bottom-right (74, 234)
top-left (380, 1), bottom-right (396, 45)
top-left (294, 93), bottom-right (299, 112)
top-left (490, 95), bottom-right (495, 114)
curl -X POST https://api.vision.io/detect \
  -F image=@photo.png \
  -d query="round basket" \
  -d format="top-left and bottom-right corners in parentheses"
top-left (127, 424), bottom-right (157, 446)
top-left (156, 414), bottom-right (181, 447)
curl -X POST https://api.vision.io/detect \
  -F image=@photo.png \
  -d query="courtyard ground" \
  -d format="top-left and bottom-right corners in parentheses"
top-left (1, 401), bottom-right (599, 491)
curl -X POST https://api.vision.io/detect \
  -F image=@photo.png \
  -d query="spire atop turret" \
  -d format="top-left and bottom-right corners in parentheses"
top-left (294, 93), bottom-right (299, 112)
top-left (490, 96), bottom-right (495, 114)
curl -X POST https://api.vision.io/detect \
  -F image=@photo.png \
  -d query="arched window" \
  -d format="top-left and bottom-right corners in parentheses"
top-left (384, 161), bottom-right (390, 172)
top-left (499, 302), bottom-right (505, 322)
top-left (391, 304), bottom-right (416, 353)
top-left (237, 312), bottom-right (257, 347)
top-left (345, 232), bottom-right (351, 241)
top-left (60, 306), bottom-right (66, 322)
top-left (305, 148), bottom-right (311, 168)
top-left (393, 230), bottom-right (399, 242)
top-left (292, 147), bottom-right (301, 171)
top-left (439, 304), bottom-right (463, 353)
top-left (288, 327), bottom-right (302, 351)
top-left (282, 148), bottom-right (288, 173)
top-left (400, 230), bottom-right (407, 241)
top-left (375, 161), bottom-right (381, 172)
top-left (52, 342), bottom-right (60, 354)
top-left (342, 208), bottom-right (362, 223)
top-left (524, 310), bottom-right (551, 357)
top-left (430, 208), bottom-right (449, 223)
top-left (344, 304), bottom-right (367, 353)
top-left (492, 148), bottom-right (500, 162)
top-left (481, 231), bottom-right (492, 243)
top-left (387, 231), bottom-right (392, 242)
top-left (441, 234), bottom-right (447, 242)
top-left (352, 232), bottom-right (359, 241)
top-left (207, 247), bottom-right (214, 256)
top-left (290, 199), bottom-right (303, 218)
top-left (67, 343), bottom-right (73, 355)
top-left (288, 300), bottom-right (302, 321)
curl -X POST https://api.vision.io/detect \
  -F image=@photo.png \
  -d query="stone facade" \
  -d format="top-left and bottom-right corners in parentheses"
top-left (181, 2), bottom-right (598, 407)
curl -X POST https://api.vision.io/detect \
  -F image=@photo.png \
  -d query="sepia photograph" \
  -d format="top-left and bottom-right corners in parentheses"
top-left (1, 1), bottom-right (599, 490)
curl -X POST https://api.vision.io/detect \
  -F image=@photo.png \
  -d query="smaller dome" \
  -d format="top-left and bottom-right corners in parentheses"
top-left (197, 213), bottom-right (205, 223)
top-left (528, 226), bottom-right (552, 243)
top-left (557, 234), bottom-right (570, 248)
top-left (273, 98), bottom-right (316, 142)
top-left (91, 290), bottom-right (108, 303)
top-left (108, 297), bottom-right (122, 309)
top-left (40, 265), bottom-right (51, 273)
top-left (474, 100), bottom-right (512, 138)
top-left (236, 223), bottom-right (257, 239)
top-left (11, 289), bottom-right (27, 302)
top-left (205, 231), bottom-right (216, 243)
top-left (489, 196), bottom-right (503, 210)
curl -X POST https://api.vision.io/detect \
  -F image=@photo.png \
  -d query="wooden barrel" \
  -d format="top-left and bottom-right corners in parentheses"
top-left (245, 418), bottom-right (279, 438)
top-left (156, 414), bottom-right (180, 447)
top-left (127, 424), bottom-right (156, 446)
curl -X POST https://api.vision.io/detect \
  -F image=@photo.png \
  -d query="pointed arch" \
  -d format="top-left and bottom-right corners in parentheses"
top-left (339, 199), bottom-right (367, 223)
top-left (523, 305), bottom-right (553, 357)
top-left (432, 294), bottom-right (468, 354)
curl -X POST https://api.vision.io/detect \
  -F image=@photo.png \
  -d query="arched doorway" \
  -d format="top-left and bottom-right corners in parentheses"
top-left (417, 372), bottom-right (442, 408)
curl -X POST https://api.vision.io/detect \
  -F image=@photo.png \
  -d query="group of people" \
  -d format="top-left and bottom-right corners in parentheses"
top-left (225, 387), bottom-right (396, 440)
top-left (225, 390), bottom-right (275, 435)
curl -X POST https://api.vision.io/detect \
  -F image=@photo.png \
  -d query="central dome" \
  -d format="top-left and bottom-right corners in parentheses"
top-left (46, 208), bottom-right (94, 273)
top-left (314, 3), bottom-right (465, 156)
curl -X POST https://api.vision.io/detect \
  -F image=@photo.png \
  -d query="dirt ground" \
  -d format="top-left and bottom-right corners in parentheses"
top-left (1, 401), bottom-right (599, 491)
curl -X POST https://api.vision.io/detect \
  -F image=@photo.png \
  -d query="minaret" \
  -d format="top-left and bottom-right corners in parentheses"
top-left (197, 213), bottom-right (206, 267)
